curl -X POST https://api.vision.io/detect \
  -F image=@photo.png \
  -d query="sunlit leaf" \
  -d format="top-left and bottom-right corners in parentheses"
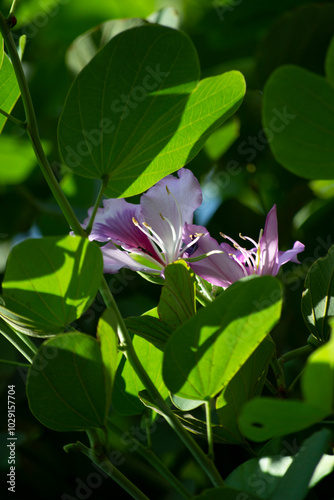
top-left (158, 261), bottom-right (196, 329)
top-left (58, 24), bottom-right (245, 197)
top-left (163, 276), bottom-right (282, 400)
top-left (0, 54), bottom-right (20, 133)
top-left (0, 236), bottom-right (103, 336)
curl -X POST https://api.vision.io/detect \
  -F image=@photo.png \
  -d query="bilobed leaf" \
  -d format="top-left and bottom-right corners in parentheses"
top-left (163, 276), bottom-right (282, 401)
top-left (262, 65), bottom-right (334, 179)
top-left (301, 245), bottom-right (334, 342)
top-left (26, 332), bottom-right (109, 431)
top-left (0, 54), bottom-right (20, 133)
top-left (58, 24), bottom-right (245, 198)
top-left (158, 260), bottom-right (196, 329)
top-left (0, 236), bottom-right (103, 336)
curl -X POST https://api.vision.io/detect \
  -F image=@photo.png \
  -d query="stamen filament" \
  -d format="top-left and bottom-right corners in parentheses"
top-left (132, 217), bottom-right (167, 264)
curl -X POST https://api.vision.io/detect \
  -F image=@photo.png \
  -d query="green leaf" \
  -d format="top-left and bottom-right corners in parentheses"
top-left (262, 65), bottom-right (334, 179)
top-left (0, 54), bottom-right (20, 133)
top-left (26, 332), bottom-right (109, 431)
top-left (325, 35), bottom-right (334, 87)
top-left (302, 330), bottom-right (334, 413)
top-left (163, 276), bottom-right (282, 401)
top-left (96, 309), bottom-right (119, 412)
top-left (0, 33), bottom-right (4, 69)
top-left (238, 398), bottom-right (328, 442)
top-left (271, 429), bottom-right (332, 500)
top-left (58, 24), bottom-right (245, 197)
top-left (158, 260), bottom-right (196, 329)
top-left (215, 337), bottom-right (275, 443)
top-left (66, 9), bottom-right (180, 76)
top-left (0, 236), bottom-right (103, 336)
top-left (193, 487), bottom-right (262, 500)
top-left (301, 245), bottom-right (334, 343)
top-left (225, 429), bottom-right (333, 500)
top-left (125, 315), bottom-right (173, 349)
top-left (0, 135), bottom-right (51, 184)
top-left (112, 334), bottom-right (169, 415)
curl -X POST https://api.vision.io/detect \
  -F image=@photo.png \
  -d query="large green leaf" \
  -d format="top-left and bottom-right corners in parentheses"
top-left (66, 9), bottom-right (180, 76)
top-left (262, 65), bottom-right (334, 179)
top-left (158, 260), bottom-right (196, 329)
top-left (0, 53), bottom-right (20, 133)
top-left (112, 334), bottom-right (169, 415)
top-left (0, 236), bottom-right (103, 336)
top-left (215, 337), bottom-right (275, 444)
top-left (162, 276), bottom-right (282, 401)
top-left (302, 245), bottom-right (334, 343)
top-left (26, 332), bottom-right (109, 431)
top-left (58, 24), bottom-right (245, 197)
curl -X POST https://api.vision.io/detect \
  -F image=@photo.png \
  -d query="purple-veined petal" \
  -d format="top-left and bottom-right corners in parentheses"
top-left (183, 223), bottom-right (245, 288)
top-left (278, 241), bottom-right (305, 268)
top-left (101, 242), bottom-right (162, 275)
top-left (87, 198), bottom-right (160, 260)
top-left (141, 169), bottom-right (202, 261)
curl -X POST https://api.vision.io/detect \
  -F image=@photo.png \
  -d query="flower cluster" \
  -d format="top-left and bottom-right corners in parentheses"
top-left (82, 168), bottom-right (304, 288)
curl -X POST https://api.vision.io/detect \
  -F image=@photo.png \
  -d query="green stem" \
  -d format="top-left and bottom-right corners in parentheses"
top-left (0, 322), bottom-right (36, 363)
top-left (205, 400), bottom-right (214, 460)
top-left (64, 441), bottom-right (150, 500)
top-left (100, 277), bottom-right (224, 487)
top-left (270, 356), bottom-right (286, 395)
top-left (108, 420), bottom-right (192, 500)
top-left (0, 359), bottom-right (30, 368)
top-left (1, 13), bottom-right (224, 488)
top-left (0, 13), bottom-right (86, 238)
top-left (0, 107), bottom-right (26, 128)
top-left (278, 344), bottom-right (314, 364)
top-left (85, 175), bottom-right (109, 236)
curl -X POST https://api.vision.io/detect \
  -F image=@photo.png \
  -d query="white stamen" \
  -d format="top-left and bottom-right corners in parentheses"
top-left (132, 218), bottom-right (167, 264)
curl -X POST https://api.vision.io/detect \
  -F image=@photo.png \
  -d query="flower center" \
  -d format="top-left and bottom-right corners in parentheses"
top-left (220, 231), bottom-right (261, 275)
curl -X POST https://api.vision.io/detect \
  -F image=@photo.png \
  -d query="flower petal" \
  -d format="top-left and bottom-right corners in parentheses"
top-left (140, 169), bottom-right (202, 259)
top-left (183, 223), bottom-right (245, 288)
top-left (278, 241), bottom-right (305, 268)
top-left (86, 198), bottom-right (160, 259)
top-left (101, 242), bottom-right (162, 274)
top-left (259, 205), bottom-right (279, 275)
